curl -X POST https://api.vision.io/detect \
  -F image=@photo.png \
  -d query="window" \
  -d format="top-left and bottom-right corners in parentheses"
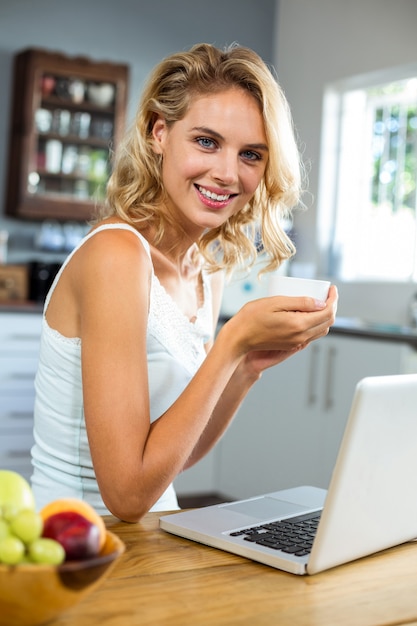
top-left (318, 64), bottom-right (417, 282)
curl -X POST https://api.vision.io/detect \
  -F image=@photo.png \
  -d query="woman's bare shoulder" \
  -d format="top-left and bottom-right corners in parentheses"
top-left (46, 224), bottom-right (152, 337)
top-left (77, 225), bottom-right (151, 272)
top-left (70, 225), bottom-right (153, 310)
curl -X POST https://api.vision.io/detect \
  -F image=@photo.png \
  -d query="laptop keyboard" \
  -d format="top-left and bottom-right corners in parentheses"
top-left (229, 510), bottom-right (321, 557)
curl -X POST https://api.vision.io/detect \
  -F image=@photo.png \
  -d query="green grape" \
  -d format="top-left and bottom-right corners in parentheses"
top-left (0, 519), bottom-right (10, 541)
top-left (10, 509), bottom-right (43, 544)
top-left (0, 536), bottom-right (25, 564)
top-left (28, 538), bottom-right (65, 565)
top-left (2, 503), bottom-right (20, 523)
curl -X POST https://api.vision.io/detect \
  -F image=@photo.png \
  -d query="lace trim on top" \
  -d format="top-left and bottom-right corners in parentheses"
top-left (148, 272), bottom-right (212, 375)
top-left (42, 317), bottom-right (81, 346)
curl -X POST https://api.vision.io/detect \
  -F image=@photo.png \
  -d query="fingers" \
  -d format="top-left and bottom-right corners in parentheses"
top-left (285, 285), bottom-right (338, 341)
top-left (270, 283), bottom-right (338, 314)
top-left (327, 284), bottom-right (339, 315)
top-left (302, 290), bottom-right (338, 342)
top-left (229, 285), bottom-right (338, 357)
top-left (268, 294), bottom-right (326, 313)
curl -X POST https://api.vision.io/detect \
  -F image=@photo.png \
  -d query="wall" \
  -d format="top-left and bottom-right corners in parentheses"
top-left (0, 0), bottom-right (276, 263)
top-left (274, 0), bottom-right (417, 324)
top-left (274, 0), bottom-right (417, 267)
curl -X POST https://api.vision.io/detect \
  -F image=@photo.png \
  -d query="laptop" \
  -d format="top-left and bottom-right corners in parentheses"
top-left (160, 373), bottom-right (417, 575)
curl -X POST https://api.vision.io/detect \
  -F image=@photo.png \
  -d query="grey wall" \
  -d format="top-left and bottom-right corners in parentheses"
top-left (274, 0), bottom-right (417, 271)
top-left (0, 0), bottom-right (276, 262)
top-left (273, 0), bottom-right (417, 325)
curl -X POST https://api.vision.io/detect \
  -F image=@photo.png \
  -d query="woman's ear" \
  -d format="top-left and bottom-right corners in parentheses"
top-left (151, 117), bottom-right (167, 155)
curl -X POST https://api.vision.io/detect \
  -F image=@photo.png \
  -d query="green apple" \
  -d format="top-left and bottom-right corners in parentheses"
top-left (0, 470), bottom-right (35, 516)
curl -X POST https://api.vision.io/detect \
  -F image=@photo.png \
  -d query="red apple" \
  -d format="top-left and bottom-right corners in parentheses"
top-left (42, 511), bottom-right (101, 560)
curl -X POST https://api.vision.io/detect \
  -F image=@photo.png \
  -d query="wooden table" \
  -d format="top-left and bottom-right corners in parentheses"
top-left (51, 511), bottom-right (417, 626)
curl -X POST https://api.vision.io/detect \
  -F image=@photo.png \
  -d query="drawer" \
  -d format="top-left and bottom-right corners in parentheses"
top-left (0, 455), bottom-right (33, 482)
top-left (0, 313), bottom-right (42, 333)
top-left (0, 393), bottom-right (35, 418)
top-left (0, 356), bottom-right (38, 388)
top-left (0, 338), bottom-right (40, 356)
top-left (0, 415), bottom-right (33, 430)
top-left (0, 429), bottom-right (34, 454)
top-left (0, 314), bottom-right (42, 353)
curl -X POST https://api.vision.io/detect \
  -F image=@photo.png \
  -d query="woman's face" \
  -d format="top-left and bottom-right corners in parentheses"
top-left (152, 88), bottom-right (268, 237)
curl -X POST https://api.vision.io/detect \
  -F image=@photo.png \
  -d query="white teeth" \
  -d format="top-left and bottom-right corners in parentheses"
top-left (198, 186), bottom-right (230, 202)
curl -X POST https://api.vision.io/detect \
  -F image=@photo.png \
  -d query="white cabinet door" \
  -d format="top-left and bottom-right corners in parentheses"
top-left (312, 336), bottom-right (406, 488)
top-left (216, 346), bottom-right (320, 499)
top-left (174, 448), bottom-right (220, 496)
top-left (216, 335), bottom-right (409, 500)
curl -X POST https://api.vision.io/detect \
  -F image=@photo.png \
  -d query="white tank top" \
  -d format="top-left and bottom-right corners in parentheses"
top-left (31, 223), bottom-right (213, 514)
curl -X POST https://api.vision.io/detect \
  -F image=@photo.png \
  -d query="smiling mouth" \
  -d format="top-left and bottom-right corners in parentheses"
top-left (196, 185), bottom-right (236, 202)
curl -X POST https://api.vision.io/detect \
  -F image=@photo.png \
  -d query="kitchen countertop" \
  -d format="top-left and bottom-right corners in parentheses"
top-left (330, 316), bottom-right (417, 347)
top-left (2, 302), bottom-right (417, 348)
top-left (218, 313), bottom-right (417, 348)
top-left (44, 511), bottom-right (417, 626)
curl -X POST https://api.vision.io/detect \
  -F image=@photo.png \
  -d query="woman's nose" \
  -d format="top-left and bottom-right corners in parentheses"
top-left (212, 150), bottom-right (239, 186)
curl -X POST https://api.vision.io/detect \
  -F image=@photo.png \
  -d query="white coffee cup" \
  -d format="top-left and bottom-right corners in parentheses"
top-left (269, 275), bottom-right (330, 301)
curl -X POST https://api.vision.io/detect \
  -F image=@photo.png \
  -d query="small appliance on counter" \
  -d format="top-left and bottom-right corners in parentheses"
top-left (28, 261), bottom-right (61, 303)
top-left (0, 264), bottom-right (29, 301)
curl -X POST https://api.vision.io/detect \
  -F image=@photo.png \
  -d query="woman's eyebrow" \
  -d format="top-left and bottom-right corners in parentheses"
top-left (192, 126), bottom-right (224, 140)
top-left (245, 142), bottom-right (269, 153)
top-left (192, 126), bottom-right (269, 152)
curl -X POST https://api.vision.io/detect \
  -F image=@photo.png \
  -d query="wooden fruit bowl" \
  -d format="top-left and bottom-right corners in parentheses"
top-left (0, 530), bottom-right (125, 626)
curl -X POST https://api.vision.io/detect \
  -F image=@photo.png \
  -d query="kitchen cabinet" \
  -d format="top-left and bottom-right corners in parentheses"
top-left (214, 334), bottom-right (413, 500)
top-left (0, 313), bottom-right (42, 481)
top-left (5, 48), bottom-right (129, 221)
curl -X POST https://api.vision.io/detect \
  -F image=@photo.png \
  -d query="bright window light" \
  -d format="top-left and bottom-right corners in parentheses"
top-left (318, 65), bottom-right (417, 282)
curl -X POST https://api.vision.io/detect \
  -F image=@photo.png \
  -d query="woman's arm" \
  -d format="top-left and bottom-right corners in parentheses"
top-left (183, 285), bottom-right (338, 468)
top-left (76, 232), bottom-right (336, 522)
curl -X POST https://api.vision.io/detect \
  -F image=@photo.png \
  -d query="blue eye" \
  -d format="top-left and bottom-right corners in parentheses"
top-left (197, 137), bottom-right (216, 149)
top-left (242, 150), bottom-right (262, 161)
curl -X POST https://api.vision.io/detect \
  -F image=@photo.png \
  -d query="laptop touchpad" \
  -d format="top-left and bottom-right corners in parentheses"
top-left (222, 497), bottom-right (307, 520)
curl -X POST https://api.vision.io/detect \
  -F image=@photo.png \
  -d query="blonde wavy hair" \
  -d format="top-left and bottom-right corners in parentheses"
top-left (103, 43), bottom-right (303, 275)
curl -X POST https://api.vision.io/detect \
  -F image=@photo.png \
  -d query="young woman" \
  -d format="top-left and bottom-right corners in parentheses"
top-left (31, 43), bottom-right (337, 522)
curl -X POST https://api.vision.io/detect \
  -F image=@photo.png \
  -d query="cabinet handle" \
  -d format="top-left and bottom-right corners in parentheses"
top-left (307, 344), bottom-right (320, 406)
top-left (324, 345), bottom-right (337, 410)
top-left (3, 412), bottom-right (33, 419)
top-left (2, 451), bottom-right (31, 459)
top-left (7, 334), bottom-right (40, 340)
top-left (4, 372), bottom-right (36, 380)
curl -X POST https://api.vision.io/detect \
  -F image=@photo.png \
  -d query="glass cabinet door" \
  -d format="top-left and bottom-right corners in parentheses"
top-left (5, 48), bottom-right (129, 221)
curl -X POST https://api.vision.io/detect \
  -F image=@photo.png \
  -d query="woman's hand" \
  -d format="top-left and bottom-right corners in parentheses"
top-left (184, 285), bottom-right (338, 470)
top-left (224, 285), bottom-right (338, 379)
